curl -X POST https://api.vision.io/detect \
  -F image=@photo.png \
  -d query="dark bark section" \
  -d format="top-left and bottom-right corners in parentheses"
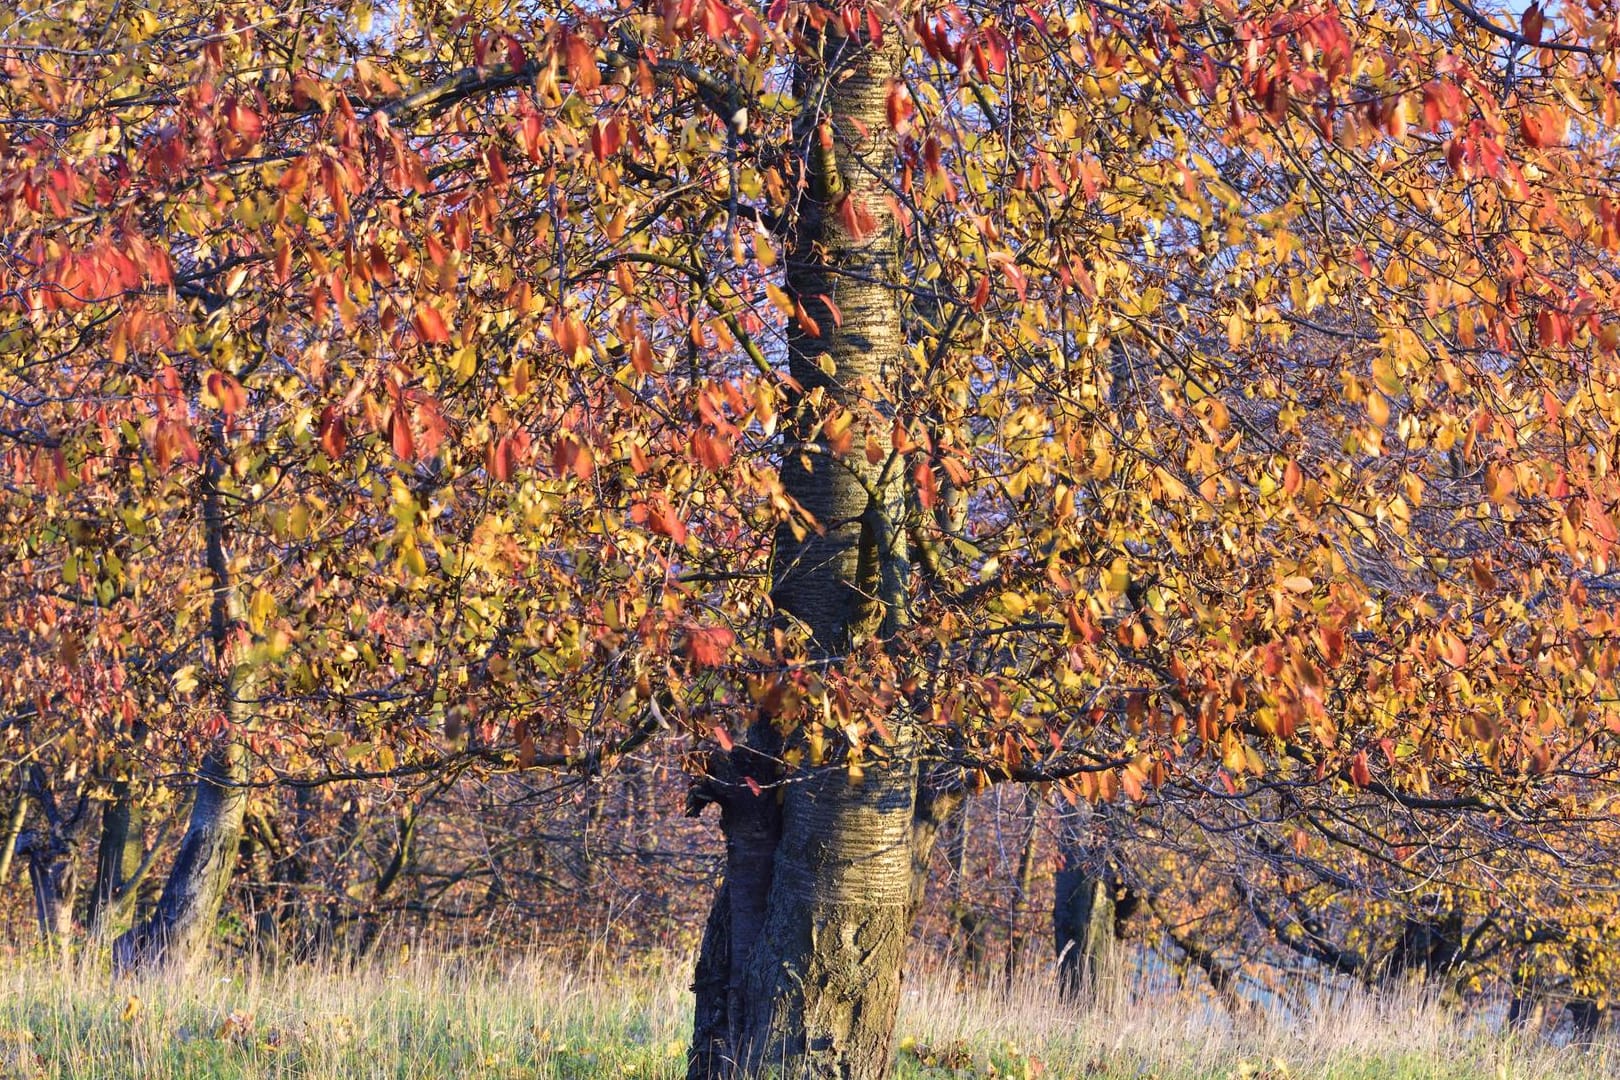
top-left (88, 772), bottom-right (145, 937)
top-left (1053, 804), bottom-right (1128, 998)
top-left (688, 774), bottom-right (783, 1080)
top-left (18, 764), bottom-right (83, 948)
top-left (1383, 909), bottom-right (1463, 983)
top-left (115, 436), bottom-right (248, 971)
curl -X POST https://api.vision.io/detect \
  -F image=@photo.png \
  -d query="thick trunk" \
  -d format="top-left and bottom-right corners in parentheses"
top-left (687, 13), bottom-right (913, 1078)
top-left (114, 435), bottom-right (248, 971)
top-left (113, 743), bottom-right (246, 970)
top-left (738, 749), bottom-right (917, 1077)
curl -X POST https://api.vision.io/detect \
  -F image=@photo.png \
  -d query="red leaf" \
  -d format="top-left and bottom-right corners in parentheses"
top-left (207, 371), bottom-right (246, 416)
top-left (390, 410), bottom-right (416, 461)
top-left (686, 624), bottom-right (735, 668)
top-left (712, 724), bottom-right (734, 750)
top-left (590, 120), bottom-right (622, 162)
top-left (563, 33), bottom-right (600, 91)
top-left (1521, 2), bottom-right (1544, 45)
top-left (913, 459), bottom-right (938, 509)
top-left (318, 406), bottom-right (348, 459)
top-left (1350, 750), bottom-right (1372, 788)
top-left (488, 435), bottom-right (514, 481)
top-left (837, 194), bottom-right (878, 241)
top-left (1283, 459), bottom-right (1303, 496)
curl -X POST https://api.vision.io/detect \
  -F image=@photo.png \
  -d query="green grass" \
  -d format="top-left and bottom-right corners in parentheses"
top-left (0, 948), bottom-right (1612, 1079)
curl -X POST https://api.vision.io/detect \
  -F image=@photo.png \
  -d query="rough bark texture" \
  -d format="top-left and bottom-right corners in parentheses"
top-left (114, 438), bottom-right (248, 971)
top-left (687, 15), bottom-right (915, 1079)
top-left (738, 753), bottom-right (917, 1078)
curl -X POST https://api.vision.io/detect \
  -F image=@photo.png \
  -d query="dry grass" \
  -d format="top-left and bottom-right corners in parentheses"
top-left (0, 946), bottom-right (1612, 1078)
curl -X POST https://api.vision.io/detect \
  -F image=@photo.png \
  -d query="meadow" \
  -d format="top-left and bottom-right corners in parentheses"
top-left (0, 949), bottom-right (1611, 1079)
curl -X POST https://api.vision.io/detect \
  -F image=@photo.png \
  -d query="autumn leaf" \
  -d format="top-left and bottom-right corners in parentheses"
top-left (413, 305), bottom-right (451, 345)
top-left (205, 372), bottom-right (246, 416)
top-left (318, 406), bottom-right (348, 459)
top-left (685, 624), bottom-right (735, 668)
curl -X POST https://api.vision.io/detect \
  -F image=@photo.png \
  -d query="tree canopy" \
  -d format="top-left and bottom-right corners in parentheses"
top-left (7, 0), bottom-right (1620, 1073)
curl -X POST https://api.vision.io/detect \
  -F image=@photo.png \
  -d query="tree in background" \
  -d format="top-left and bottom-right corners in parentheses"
top-left (9, 0), bottom-right (1620, 1075)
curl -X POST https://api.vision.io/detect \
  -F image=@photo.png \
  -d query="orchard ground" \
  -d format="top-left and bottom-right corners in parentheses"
top-left (0, 947), bottom-right (1612, 1079)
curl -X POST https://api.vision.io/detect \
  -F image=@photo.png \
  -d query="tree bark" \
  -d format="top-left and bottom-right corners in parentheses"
top-left (687, 12), bottom-right (915, 1077)
top-left (115, 433), bottom-right (248, 971)
top-left (20, 764), bottom-right (79, 950)
top-left (88, 774), bottom-right (143, 937)
top-left (25, 833), bottom-right (77, 947)
top-left (1004, 791), bottom-right (1042, 981)
top-left (0, 772), bottom-right (26, 885)
top-left (1052, 802), bottom-right (1120, 998)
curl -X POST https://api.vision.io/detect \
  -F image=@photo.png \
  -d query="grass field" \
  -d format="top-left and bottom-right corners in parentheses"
top-left (0, 948), bottom-right (1612, 1079)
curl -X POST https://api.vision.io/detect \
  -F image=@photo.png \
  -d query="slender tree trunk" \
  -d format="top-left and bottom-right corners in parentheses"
top-left (88, 775), bottom-right (143, 937)
top-left (1004, 791), bottom-right (1042, 981)
top-left (20, 764), bottom-right (78, 950)
top-left (908, 778), bottom-right (963, 917)
top-left (1052, 802), bottom-right (1117, 998)
top-left (115, 433), bottom-right (248, 971)
top-left (689, 771), bottom-right (782, 1080)
top-left (0, 773), bottom-right (26, 885)
top-left (26, 834), bottom-right (77, 946)
top-left (687, 13), bottom-right (915, 1077)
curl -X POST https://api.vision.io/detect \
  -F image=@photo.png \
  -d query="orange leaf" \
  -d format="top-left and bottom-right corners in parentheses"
top-left (414, 304), bottom-right (451, 344)
top-left (1350, 750), bottom-right (1372, 788)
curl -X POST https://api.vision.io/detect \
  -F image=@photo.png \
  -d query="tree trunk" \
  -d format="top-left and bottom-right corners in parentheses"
top-left (687, 12), bottom-right (914, 1077)
top-left (26, 835), bottom-right (77, 946)
top-left (0, 773), bottom-right (26, 885)
top-left (20, 764), bottom-right (78, 950)
top-left (737, 752), bottom-right (917, 1077)
top-left (88, 775), bottom-right (143, 937)
top-left (114, 432), bottom-right (248, 971)
top-left (1053, 802), bottom-right (1117, 998)
top-left (908, 778), bottom-right (963, 918)
top-left (1004, 791), bottom-right (1042, 981)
